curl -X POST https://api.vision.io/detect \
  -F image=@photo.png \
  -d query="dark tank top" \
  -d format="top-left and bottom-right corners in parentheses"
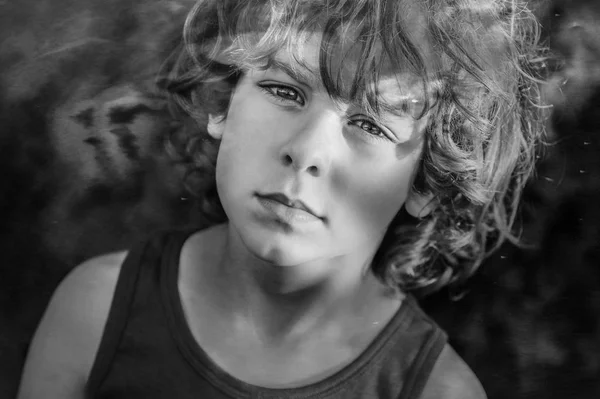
top-left (86, 229), bottom-right (447, 399)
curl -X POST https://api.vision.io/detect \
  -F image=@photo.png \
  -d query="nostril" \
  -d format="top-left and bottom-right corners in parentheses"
top-left (282, 154), bottom-right (293, 166)
top-left (307, 165), bottom-right (319, 176)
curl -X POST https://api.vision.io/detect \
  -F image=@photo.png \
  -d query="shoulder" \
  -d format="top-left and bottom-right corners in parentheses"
top-left (37, 249), bottom-right (128, 343)
top-left (61, 251), bottom-right (128, 295)
top-left (420, 344), bottom-right (487, 399)
top-left (47, 251), bottom-right (128, 329)
top-left (17, 251), bottom-right (128, 399)
top-left (46, 250), bottom-right (129, 347)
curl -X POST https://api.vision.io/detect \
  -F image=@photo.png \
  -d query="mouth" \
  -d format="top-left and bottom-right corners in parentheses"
top-left (256, 192), bottom-right (323, 220)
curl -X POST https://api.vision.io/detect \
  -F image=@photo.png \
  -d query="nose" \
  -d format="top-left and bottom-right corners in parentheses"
top-left (279, 110), bottom-right (341, 177)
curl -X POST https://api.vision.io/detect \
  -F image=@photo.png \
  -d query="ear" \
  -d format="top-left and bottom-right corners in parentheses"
top-left (206, 114), bottom-right (225, 139)
top-left (405, 189), bottom-right (435, 218)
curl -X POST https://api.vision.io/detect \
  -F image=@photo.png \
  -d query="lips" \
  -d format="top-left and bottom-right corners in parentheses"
top-left (256, 192), bottom-right (322, 220)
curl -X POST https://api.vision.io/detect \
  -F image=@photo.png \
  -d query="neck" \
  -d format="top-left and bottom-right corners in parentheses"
top-left (214, 223), bottom-right (387, 346)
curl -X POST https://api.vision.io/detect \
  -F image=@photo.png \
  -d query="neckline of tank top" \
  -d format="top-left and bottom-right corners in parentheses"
top-left (160, 228), bottom-right (415, 398)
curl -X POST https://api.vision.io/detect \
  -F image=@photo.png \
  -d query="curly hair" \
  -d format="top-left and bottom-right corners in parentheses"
top-left (162, 0), bottom-right (547, 295)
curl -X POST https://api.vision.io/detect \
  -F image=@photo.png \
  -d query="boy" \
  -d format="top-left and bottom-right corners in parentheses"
top-left (17, 0), bottom-right (544, 397)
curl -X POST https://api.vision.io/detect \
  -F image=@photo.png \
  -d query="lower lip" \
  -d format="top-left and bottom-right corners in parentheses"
top-left (256, 196), bottom-right (321, 224)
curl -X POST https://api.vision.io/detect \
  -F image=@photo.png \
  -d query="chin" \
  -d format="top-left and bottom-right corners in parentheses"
top-left (240, 227), bottom-right (320, 267)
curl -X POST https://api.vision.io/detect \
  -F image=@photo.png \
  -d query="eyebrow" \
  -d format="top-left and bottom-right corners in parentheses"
top-left (267, 58), bottom-right (320, 88)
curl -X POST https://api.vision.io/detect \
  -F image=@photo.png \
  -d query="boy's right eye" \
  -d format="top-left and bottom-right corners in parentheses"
top-left (259, 84), bottom-right (306, 106)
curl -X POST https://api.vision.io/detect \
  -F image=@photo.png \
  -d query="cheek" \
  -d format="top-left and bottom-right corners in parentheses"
top-left (218, 95), bottom-right (283, 158)
top-left (333, 147), bottom-right (422, 235)
top-left (214, 97), bottom-right (284, 192)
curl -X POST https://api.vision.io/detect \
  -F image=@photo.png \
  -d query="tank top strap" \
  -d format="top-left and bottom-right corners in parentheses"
top-left (85, 228), bottom-right (196, 395)
top-left (396, 297), bottom-right (448, 399)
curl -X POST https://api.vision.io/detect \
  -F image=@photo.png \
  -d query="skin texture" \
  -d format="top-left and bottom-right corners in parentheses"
top-left (209, 35), bottom-right (429, 271)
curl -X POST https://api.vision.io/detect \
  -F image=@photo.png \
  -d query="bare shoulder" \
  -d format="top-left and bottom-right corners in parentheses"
top-left (66, 250), bottom-right (128, 292)
top-left (44, 250), bottom-right (128, 333)
top-left (17, 251), bottom-right (128, 399)
top-left (420, 344), bottom-right (487, 399)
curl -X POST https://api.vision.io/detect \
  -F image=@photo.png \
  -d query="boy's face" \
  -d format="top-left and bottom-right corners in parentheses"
top-left (210, 35), bottom-right (428, 267)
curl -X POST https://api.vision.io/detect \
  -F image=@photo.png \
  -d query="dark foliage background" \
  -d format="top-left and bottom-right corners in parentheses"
top-left (1, 0), bottom-right (599, 398)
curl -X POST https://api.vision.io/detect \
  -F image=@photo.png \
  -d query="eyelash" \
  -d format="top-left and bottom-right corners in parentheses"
top-left (348, 119), bottom-right (392, 143)
top-left (260, 84), bottom-right (306, 106)
top-left (259, 83), bottom-right (396, 143)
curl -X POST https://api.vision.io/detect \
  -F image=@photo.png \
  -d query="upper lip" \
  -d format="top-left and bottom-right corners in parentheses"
top-left (258, 192), bottom-right (322, 219)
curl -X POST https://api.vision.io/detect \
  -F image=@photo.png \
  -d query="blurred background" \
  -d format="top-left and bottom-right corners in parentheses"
top-left (1, 0), bottom-right (599, 398)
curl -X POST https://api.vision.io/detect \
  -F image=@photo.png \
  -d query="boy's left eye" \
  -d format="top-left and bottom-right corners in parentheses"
top-left (350, 119), bottom-right (394, 142)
